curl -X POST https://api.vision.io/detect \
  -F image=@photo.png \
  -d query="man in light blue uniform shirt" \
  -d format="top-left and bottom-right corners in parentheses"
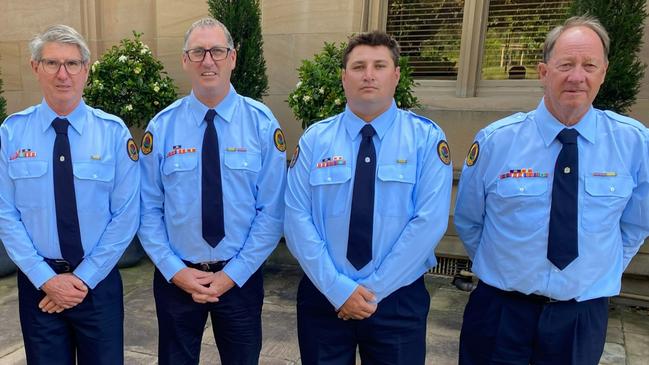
top-left (138, 17), bottom-right (286, 365)
top-left (0, 25), bottom-right (139, 364)
top-left (455, 16), bottom-right (649, 365)
top-left (285, 31), bottom-right (452, 364)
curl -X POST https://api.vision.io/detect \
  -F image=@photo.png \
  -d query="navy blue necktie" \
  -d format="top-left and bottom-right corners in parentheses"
top-left (52, 118), bottom-right (84, 266)
top-left (347, 124), bottom-right (376, 270)
top-left (548, 128), bottom-right (579, 270)
top-left (201, 109), bottom-right (225, 247)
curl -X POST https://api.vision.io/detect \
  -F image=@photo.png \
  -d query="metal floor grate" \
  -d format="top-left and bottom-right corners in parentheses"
top-left (428, 256), bottom-right (472, 277)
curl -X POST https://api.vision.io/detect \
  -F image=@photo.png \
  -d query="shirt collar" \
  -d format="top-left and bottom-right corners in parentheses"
top-left (534, 98), bottom-right (597, 147)
top-left (343, 100), bottom-right (397, 141)
top-left (40, 98), bottom-right (87, 135)
top-left (188, 84), bottom-right (237, 126)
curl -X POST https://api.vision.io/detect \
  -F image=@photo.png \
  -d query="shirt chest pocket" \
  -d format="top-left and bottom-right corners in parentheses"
top-left (224, 152), bottom-right (262, 173)
top-left (8, 160), bottom-right (48, 209)
top-left (309, 166), bottom-right (352, 217)
top-left (73, 162), bottom-right (115, 212)
top-left (377, 164), bottom-right (416, 217)
top-left (494, 178), bottom-right (549, 231)
top-left (582, 175), bottom-right (634, 233)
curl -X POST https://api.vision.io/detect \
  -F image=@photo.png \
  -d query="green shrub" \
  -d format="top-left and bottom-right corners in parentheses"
top-left (84, 32), bottom-right (177, 128)
top-left (288, 42), bottom-right (420, 129)
top-left (0, 69), bottom-right (7, 122)
top-left (208, 0), bottom-right (268, 100)
top-left (569, 0), bottom-right (647, 113)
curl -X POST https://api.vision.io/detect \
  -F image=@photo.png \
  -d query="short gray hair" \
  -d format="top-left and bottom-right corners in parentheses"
top-left (183, 17), bottom-right (234, 50)
top-left (543, 15), bottom-right (610, 63)
top-left (29, 24), bottom-right (90, 63)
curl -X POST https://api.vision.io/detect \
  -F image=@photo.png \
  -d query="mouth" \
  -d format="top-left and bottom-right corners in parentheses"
top-left (201, 71), bottom-right (218, 77)
top-left (55, 85), bottom-right (72, 91)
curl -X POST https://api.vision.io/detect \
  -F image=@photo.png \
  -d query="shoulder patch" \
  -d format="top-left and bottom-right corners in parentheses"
top-left (466, 141), bottom-right (479, 167)
top-left (141, 131), bottom-right (153, 155)
top-left (273, 128), bottom-right (286, 152)
top-left (437, 140), bottom-right (451, 165)
top-left (289, 145), bottom-right (300, 168)
top-left (127, 138), bottom-right (139, 161)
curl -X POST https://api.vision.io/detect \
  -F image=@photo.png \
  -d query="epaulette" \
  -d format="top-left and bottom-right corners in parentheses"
top-left (91, 107), bottom-right (125, 126)
top-left (482, 112), bottom-right (528, 138)
top-left (4, 106), bottom-right (36, 123)
top-left (406, 109), bottom-right (435, 125)
top-left (304, 114), bottom-right (338, 135)
top-left (242, 96), bottom-right (276, 122)
top-left (604, 110), bottom-right (647, 132)
top-left (152, 98), bottom-right (183, 120)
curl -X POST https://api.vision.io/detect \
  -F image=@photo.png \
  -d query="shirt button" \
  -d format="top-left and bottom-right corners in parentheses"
top-left (93, 174), bottom-right (98, 179)
top-left (610, 186), bottom-right (615, 192)
top-left (553, 268), bottom-right (559, 273)
top-left (519, 187), bottom-right (525, 192)
top-left (243, 162), bottom-right (248, 167)
top-left (399, 174), bottom-right (404, 179)
top-left (327, 177), bottom-right (332, 182)
top-left (174, 163), bottom-right (179, 168)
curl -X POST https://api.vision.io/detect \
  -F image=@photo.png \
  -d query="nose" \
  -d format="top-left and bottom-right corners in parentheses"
top-left (566, 65), bottom-right (586, 83)
top-left (201, 52), bottom-right (217, 67)
top-left (362, 66), bottom-right (375, 81)
top-left (55, 64), bottom-right (70, 79)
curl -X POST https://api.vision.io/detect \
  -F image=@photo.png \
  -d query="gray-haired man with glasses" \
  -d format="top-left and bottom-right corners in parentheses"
top-left (138, 17), bottom-right (286, 365)
top-left (0, 24), bottom-right (140, 364)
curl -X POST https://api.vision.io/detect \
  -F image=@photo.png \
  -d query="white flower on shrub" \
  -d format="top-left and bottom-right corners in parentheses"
top-left (303, 95), bottom-right (311, 102)
top-left (125, 104), bottom-right (133, 111)
top-left (118, 55), bottom-right (128, 62)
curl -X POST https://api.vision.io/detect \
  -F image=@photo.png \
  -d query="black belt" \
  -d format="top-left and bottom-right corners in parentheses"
top-left (183, 259), bottom-right (229, 272)
top-left (480, 281), bottom-right (573, 304)
top-left (44, 258), bottom-right (76, 274)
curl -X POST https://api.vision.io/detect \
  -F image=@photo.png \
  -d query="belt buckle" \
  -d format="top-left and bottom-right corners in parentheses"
top-left (545, 296), bottom-right (559, 304)
top-left (198, 262), bottom-right (211, 272)
top-left (52, 259), bottom-right (71, 273)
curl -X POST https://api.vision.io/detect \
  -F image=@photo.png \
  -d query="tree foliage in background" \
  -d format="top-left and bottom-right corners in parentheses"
top-left (569, 0), bottom-right (647, 113)
top-left (208, 0), bottom-right (268, 100)
top-left (288, 42), bottom-right (420, 129)
top-left (84, 32), bottom-right (177, 128)
top-left (0, 69), bottom-right (6, 122)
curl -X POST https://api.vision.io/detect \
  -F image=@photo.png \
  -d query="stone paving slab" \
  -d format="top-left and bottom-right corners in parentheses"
top-left (0, 259), bottom-right (647, 364)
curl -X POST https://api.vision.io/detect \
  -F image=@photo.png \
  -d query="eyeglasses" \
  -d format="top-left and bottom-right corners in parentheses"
top-left (184, 47), bottom-right (232, 63)
top-left (39, 59), bottom-right (85, 75)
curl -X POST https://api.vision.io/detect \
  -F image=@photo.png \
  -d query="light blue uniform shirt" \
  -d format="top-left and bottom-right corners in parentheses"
top-left (285, 101), bottom-right (453, 309)
top-left (454, 100), bottom-right (649, 301)
top-left (138, 86), bottom-right (286, 287)
top-left (0, 99), bottom-right (140, 289)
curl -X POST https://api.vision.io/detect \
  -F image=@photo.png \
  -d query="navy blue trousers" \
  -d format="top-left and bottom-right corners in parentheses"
top-left (153, 267), bottom-right (263, 365)
top-left (297, 275), bottom-right (429, 365)
top-left (459, 281), bottom-right (609, 365)
top-left (17, 267), bottom-right (124, 365)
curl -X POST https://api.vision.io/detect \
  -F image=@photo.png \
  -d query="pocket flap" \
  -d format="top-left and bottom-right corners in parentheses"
top-left (73, 162), bottom-right (115, 182)
top-left (8, 160), bottom-right (48, 179)
top-left (223, 152), bottom-right (261, 172)
top-left (496, 178), bottom-right (548, 197)
top-left (163, 155), bottom-right (198, 175)
top-left (585, 175), bottom-right (633, 198)
top-left (309, 166), bottom-right (352, 186)
top-left (377, 164), bottom-right (416, 184)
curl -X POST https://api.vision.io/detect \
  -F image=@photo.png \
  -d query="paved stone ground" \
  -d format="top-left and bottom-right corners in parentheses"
top-left (0, 259), bottom-right (648, 364)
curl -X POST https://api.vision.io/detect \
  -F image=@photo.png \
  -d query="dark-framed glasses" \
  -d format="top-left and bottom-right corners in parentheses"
top-left (185, 47), bottom-right (231, 62)
top-left (39, 59), bottom-right (85, 75)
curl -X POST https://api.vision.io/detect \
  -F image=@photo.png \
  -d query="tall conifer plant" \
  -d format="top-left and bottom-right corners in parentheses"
top-left (208, 0), bottom-right (269, 100)
top-left (0, 69), bottom-right (7, 121)
top-left (569, 0), bottom-right (647, 113)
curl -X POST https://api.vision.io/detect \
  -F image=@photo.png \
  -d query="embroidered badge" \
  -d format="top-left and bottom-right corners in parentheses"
top-left (127, 138), bottom-right (139, 161)
top-left (10, 149), bottom-right (37, 160)
top-left (141, 131), bottom-right (153, 155)
top-left (466, 141), bottom-right (479, 167)
top-left (166, 145), bottom-right (197, 157)
top-left (437, 140), bottom-right (451, 165)
top-left (274, 128), bottom-right (286, 152)
top-left (91, 154), bottom-right (101, 160)
top-left (592, 172), bottom-right (617, 177)
top-left (289, 145), bottom-right (299, 169)
top-left (499, 168), bottom-right (548, 179)
top-left (396, 159), bottom-right (408, 164)
top-left (317, 156), bottom-right (346, 168)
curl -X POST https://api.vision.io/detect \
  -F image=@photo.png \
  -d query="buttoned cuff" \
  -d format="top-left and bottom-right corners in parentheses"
top-left (222, 259), bottom-right (252, 288)
top-left (326, 275), bottom-right (359, 310)
top-left (158, 254), bottom-right (187, 282)
top-left (26, 261), bottom-right (57, 290)
top-left (74, 260), bottom-right (101, 289)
